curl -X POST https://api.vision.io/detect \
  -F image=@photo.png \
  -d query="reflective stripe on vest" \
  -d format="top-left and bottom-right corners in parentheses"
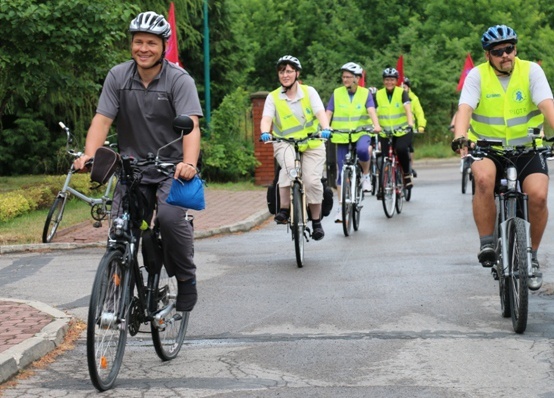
top-left (376, 87), bottom-right (409, 136)
top-left (468, 58), bottom-right (544, 146)
top-left (271, 84), bottom-right (321, 151)
top-left (330, 87), bottom-right (371, 144)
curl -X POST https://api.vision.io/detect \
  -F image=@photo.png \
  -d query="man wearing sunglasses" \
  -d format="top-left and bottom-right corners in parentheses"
top-left (452, 24), bottom-right (554, 290)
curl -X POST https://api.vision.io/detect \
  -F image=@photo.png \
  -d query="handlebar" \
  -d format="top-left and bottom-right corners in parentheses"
top-left (467, 138), bottom-right (554, 162)
top-left (260, 134), bottom-right (328, 144)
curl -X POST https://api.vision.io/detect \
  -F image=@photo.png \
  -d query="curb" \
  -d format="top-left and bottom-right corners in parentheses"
top-left (0, 299), bottom-right (72, 384)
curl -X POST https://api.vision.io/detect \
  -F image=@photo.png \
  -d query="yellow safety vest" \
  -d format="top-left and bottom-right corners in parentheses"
top-left (408, 91), bottom-right (426, 129)
top-left (469, 58), bottom-right (544, 146)
top-left (330, 86), bottom-right (371, 144)
top-left (376, 86), bottom-right (409, 136)
top-left (271, 84), bottom-right (322, 151)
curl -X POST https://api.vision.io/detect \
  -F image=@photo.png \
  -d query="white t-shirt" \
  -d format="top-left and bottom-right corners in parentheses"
top-left (459, 61), bottom-right (553, 109)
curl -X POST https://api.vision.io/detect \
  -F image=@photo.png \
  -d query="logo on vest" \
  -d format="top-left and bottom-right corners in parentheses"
top-left (486, 93), bottom-right (501, 98)
top-left (513, 90), bottom-right (525, 103)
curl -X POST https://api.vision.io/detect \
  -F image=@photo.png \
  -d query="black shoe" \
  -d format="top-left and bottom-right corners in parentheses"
top-left (274, 209), bottom-right (289, 224)
top-left (177, 279), bottom-right (197, 312)
top-left (312, 221), bottom-right (325, 241)
top-left (412, 168), bottom-right (417, 178)
top-left (376, 191), bottom-right (383, 200)
top-left (478, 243), bottom-right (496, 267)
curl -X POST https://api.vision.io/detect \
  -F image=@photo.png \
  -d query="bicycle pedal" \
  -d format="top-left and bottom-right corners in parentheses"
top-left (491, 267), bottom-right (499, 281)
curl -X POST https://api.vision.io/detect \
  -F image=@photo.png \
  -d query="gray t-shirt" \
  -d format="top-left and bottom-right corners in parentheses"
top-left (97, 60), bottom-right (203, 162)
top-left (459, 61), bottom-right (553, 109)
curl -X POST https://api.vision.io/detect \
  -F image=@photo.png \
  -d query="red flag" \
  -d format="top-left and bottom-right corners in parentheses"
top-left (456, 53), bottom-right (474, 91)
top-left (395, 55), bottom-right (404, 87)
top-left (165, 2), bottom-right (180, 66)
top-left (359, 70), bottom-right (366, 87)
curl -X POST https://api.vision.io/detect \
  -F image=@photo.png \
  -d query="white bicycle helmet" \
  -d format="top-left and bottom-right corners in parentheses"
top-left (341, 62), bottom-right (363, 76)
top-left (481, 24), bottom-right (517, 50)
top-left (129, 11), bottom-right (171, 40)
top-left (382, 67), bottom-right (399, 78)
top-left (277, 55), bottom-right (302, 70)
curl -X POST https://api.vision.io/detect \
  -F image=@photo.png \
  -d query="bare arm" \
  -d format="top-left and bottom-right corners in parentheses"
top-left (454, 104), bottom-right (473, 139)
top-left (260, 115), bottom-right (273, 135)
top-left (367, 107), bottom-right (381, 132)
top-left (315, 109), bottom-right (330, 130)
top-left (325, 110), bottom-right (333, 126)
top-left (403, 103), bottom-right (414, 127)
top-left (73, 113), bottom-right (113, 170)
top-left (538, 98), bottom-right (554, 132)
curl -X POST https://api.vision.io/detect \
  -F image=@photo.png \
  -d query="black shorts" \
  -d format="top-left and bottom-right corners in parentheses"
top-left (491, 152), bottom-right (548, 186)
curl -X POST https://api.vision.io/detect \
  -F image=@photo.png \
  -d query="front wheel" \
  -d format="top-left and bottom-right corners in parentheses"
top-left (381, 160), bottom-right (396, 218)
top-left (341, 167), bottom-right (353, 237)
top-left (353, 168), bottom-right (363, 231)
top-left (42, 195), bottom-right (67, 243)
top-left (395, 166), bottom-right (404, 214)
top-left (151, 266), bottom-right (189, 361)
top-left (507, 217), bottom-right (529, 334)
top-left (292, 182), bottom-right (305, 268)
top-left (87, 249), bottom-right (129, 391)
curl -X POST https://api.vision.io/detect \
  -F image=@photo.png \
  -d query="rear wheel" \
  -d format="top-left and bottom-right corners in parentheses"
top-left (341, 167), bottom-right (353, 237)
top-left (381, 160), bottom-right (395, 218)
top-left (507, 217), bottom-right (529, 334)
top-left (87, 249), bottom-right (128, 391)
top-left (151, 266), bottom-right (189, 361)
top-left (292, 183), bottom-right (305, 268)
top-left (42, 195), bottom-right (67, 243)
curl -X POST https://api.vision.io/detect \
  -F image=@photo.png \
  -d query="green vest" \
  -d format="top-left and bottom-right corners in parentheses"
top-left (330, 86), bottom-right (371, 144)
top-left (271, 84), bottom-right (322, 151)
top-left (376, 86), bottom-right (409, 136)
top-left (469, 58), bottom-right (543, 146)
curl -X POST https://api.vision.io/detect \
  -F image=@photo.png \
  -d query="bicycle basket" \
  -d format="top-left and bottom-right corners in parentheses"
top-left (90, 147), bottom-right (120, 185)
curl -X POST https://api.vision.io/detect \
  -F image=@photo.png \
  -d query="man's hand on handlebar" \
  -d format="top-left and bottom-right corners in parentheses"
top-left (73, 154), bottom-right (93, 172)
top-left (451, 136), bottom-right (469, 153)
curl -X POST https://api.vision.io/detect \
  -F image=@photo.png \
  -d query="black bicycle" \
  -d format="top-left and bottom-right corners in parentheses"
top-left (378, 128), bottom-right (409, 218)
top-left (87, 115), bottom-right (194, 391)
top-left (468, 134), bottom-right (553, 334)
top-left (332, 127), bottom-right (373, 236)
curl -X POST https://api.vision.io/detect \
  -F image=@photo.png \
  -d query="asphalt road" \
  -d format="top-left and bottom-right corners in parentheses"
top-left (1, 159), bottom-right (554, 397)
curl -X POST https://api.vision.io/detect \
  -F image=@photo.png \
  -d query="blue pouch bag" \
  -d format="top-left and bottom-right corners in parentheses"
top-left (167, 176), bottom-right (206, 211)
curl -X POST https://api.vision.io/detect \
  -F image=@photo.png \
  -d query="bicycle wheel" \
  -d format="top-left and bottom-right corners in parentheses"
top-left (42, 195), bottom-right (67, 243)
top-left (370, 156), bottom-right (378, 196)
top-left (292, 182), bottom-right (305, 268)
top-left (461, 161), bottom-right (469, 194)
top-left (341, 167), bottom-right (353, 236)
top-left (151, 266), bottom-right (189, 361)
top-left (353, 169), bottom-right (362, 232)
top-left (381, 160), bottom-right (395, 218)
top-left (404, 186), bottom-right (412, 202)
top-left (507, 217), bottom-right (529, 334)
top-left (395, 166), bottom-right (404, 214)
top-left (87, 249), bottom-right (129, 391)
top-left (495, 214), bottom-right (510, 318)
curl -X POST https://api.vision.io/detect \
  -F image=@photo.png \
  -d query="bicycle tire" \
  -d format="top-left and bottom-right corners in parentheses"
top-left (404, 186), bottom-right (412, 202)
top-left (381, 160), bottom-right (395, 218)
top-left (292, 182), bottom-right (305, 268)
top-left (353, 168), bottom-right (362, 232)
top-left (395, 165), bottom-right (404, 214)
top-left (87, 249), bottom-right (129, 391)
top-left (461, 163), bottom-right (469, 194)
top-left (495, 212), bottom-right (510, 318)
top-left (370, 156), bottom-right (378, 196)
top-left (507, 217), bottom-right (529, 334)
top-left (151, 266), bottom-right (189, 361)
top-left (42, 195), bottom-right (67, 243)
top-left (341, 167), bottom-right (353, 236)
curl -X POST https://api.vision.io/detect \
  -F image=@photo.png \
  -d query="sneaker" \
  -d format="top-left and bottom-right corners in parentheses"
top-left (403, 173), bottom-right (413, 188)
top-left (528, 258), bottom-right (543, 291)
top-left (274, 208), bottom-right (289, 224)
top-left (478, 243), bottom-right (497, 267)
top-left (177, 279), bottom-right (197, 312)
top-left (362, 175), bottom-right (372, 192)
top-left (312, 220), bottom-right (325, 241)
top-left (334, 207), bottom-right (342, 223)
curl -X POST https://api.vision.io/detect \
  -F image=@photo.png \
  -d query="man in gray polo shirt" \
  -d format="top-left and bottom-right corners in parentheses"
top-left (75, 11), bottom-right (203, 311)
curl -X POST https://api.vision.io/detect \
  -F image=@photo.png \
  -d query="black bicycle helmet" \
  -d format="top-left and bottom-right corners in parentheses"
top-left (382, 67), bottom-right (399, 78)
top-left (481, 24), bottom-right (517, 50)
top-left (129, 11), bottom-right (171, 40)
top-left (276, 55), bottom-right (302, 71)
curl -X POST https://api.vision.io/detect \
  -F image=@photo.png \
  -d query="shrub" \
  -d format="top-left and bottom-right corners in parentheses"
top-left (0, 191), bottom-right (32, 223)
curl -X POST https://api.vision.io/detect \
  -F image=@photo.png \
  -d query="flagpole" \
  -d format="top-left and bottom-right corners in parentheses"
top-left (203, 0), bottom-right (211, 126)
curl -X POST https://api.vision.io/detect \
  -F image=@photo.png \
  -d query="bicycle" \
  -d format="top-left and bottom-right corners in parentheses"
top-left (468, 133), bottom-right (553, 334)
top-left (42, 122), bottom-right (116, 243)
top-left (87, 115), bottom-right (194, 391)
top-left (263, 134), bottom-right (326, 268)
top-left (460, 152), bottom-right (474, 195)
top-left (378, 128), bottom-right (410, 218)
top-left (331, 127), bottom-right (374, 236)
top-left (368, 135), bottom-right (380, 197)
